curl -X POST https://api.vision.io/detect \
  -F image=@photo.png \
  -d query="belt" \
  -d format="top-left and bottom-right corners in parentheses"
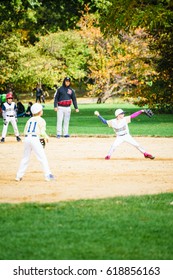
top-left (118, 133), bottom-right (127, 136)
top-left (58, 100), bottom-right (72, 106)
top-left (6, 115), bottom-right (15, 117)
top-left (58, 105), bottom-right (71, 107)
top-left (25, 135), bottom-right (37, 137)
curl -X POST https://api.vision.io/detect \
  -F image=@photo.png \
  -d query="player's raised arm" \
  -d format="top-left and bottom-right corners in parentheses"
top-left (130, 110), bottom-right (144, 119)
top-left (130, 109), bottom-right (154, 119)
top-left (94, 111), bottom-right (107, 125)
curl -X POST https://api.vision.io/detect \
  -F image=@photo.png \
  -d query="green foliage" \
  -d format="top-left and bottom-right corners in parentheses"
top-left (99, 0), bottom-right (173, 34)
top-left (0, 35), bottom-right (22, 89)
top-left (12, 45), bottom-right (59, 91)
top-left (36, 31), bottom-right (91, 82)
top-left (0, 0), bottom-right (172, 111)
top-left (99, 0), bottom-right (173, 111)
top-left (33, 0), bottom-right (89, 33)
top-left (133, 79), bottom-right (173, 113)
top-left (0, 0), bottom-right (40, 42)
top-left (0, 1), bottom-right (106, 43)
top-left (0, 193), bottom-right (173, 260)
top-left (0, 30), bottom-right (91, 92)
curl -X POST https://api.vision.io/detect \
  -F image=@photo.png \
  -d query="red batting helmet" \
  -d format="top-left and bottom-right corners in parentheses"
top-left (6, 92), bottom-right (13, 99)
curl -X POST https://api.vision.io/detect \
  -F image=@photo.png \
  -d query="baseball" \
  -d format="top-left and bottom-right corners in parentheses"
top-left (94, 110), bottom-right (99, 116)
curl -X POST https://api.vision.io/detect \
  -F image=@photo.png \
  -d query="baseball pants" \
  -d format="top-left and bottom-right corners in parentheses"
top-left (107, 134), bottom-right (146, 156)
top-left (16, 136), bottom-right (51, 180)
top-left (1, 116), bottom-right (20, 138)
top-left (57, 106), bottom-right (71, 136)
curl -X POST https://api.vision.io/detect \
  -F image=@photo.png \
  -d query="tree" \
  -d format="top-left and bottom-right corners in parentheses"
top-left (0, 30), bottom-right (91, 93)
top-left (0, 0), bottom-right (40, 43)
top-left (99, 0), bottom-right (173, 111)
top-left (0, 35), bottom-right (22, 91)
top-left (78, 12), bottom-right (157, 103)
top-left (0, 0), bottom-right (106, 44)
top-left (0, 8), bottom-right (157, 103)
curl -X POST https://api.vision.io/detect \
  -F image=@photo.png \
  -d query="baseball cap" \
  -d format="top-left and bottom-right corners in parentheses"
top-left (64, 77), bottom-right (71, 81)
top-left (115, 108), bottom-right (125, 117)
top-left (6, 92), bottom-right (13, 99)
top-left (31, 103), bottom-right (43, 115)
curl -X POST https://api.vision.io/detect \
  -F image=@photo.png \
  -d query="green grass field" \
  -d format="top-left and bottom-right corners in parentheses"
top-left (1, 102), bottom-right (173, 137)
top-left (0, 102), bottom-right (173, 260)
top-left (0, 194), bottom-right (173, 260)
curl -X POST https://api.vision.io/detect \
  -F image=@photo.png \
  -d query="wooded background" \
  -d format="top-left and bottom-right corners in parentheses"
top-left (0, 0), bottom-right (172, 111)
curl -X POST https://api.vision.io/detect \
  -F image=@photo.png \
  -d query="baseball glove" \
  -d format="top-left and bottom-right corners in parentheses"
top-left (40, 138), bottom-right (46, 148)
top-left (144, 109), bottom-right (154, 118)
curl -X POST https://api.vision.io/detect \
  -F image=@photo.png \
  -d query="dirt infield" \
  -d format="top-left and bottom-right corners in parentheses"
top-left (0, 136), bottom-right (173, 203)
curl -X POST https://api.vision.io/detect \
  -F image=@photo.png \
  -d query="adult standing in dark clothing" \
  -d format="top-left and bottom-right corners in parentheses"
top-left (35, 84), bottom-right (43, 103)
top-left (54, 77), bottom-right (79, 138)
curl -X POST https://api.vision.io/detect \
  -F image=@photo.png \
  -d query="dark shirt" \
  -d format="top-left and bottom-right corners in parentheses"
top-left (17, 102), bottom-right (25, 115)
top-left (25, 105), bottom-right (32, 116)
top-left (36, 88), bottom-right (42, 97)
top-left (54, 86), bottom-right (78, 109)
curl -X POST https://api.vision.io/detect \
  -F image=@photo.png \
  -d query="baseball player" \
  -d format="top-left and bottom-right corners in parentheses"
top-left (94, 108), bottom-right (155, 160)
top-left (0, 92), bottom-right (21, 143)
top-left (15, 103), bottom-right (54, 182)
top-left (54, 77), bottom-right (79, 138)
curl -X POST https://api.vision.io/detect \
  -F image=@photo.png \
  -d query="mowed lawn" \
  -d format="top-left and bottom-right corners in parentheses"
top-left (0, 102), bottom-right (173, 260)
top-left (1, 102), bottom-right (173, 137)
top-left (0, 193), bottom-right (173, 260)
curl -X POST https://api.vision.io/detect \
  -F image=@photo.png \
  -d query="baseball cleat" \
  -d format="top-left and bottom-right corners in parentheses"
top-left (144, 152), bottom-right (155, 160)
top-left (105, 155), bottom-right (111, 160)
top-left (56, 135), bottom-right (61, 138)
top-left (15, 177), bottom-right (22, 181)
top-left (0, 137), bottom-right (5, 143)
top-left (45, 174), bottom-right (55, 181)
top-left (64, 134), bottom-right (70, 138)
top-left (16, 136), bottom-right (21, 142)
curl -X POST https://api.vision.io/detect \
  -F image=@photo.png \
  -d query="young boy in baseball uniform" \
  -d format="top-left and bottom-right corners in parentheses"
top-left (94, 108), bottom-right (155, 160)
top-left (0, 92), bottom-right (21, 143)
top-left (16, 103), bottom-right (54, 181)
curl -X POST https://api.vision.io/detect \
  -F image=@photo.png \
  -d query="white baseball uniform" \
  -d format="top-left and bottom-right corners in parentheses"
top-left (57, 106), bottom-right (71, 136)
top-left (107, 116), bottom-right (145, 156)
top-left (1, 101), bottom-right (20, 138)
top-left (16, 115), bottom-right (52, 180)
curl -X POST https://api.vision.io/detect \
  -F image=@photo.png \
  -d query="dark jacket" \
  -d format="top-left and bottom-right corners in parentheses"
top-left (17, 102), bottom-right (25, 117)
top-left (54, 78), bottom-right (78, 109)
top-left (36, 87), bottom-right (42, 97)
top-left (25, 102), bottom-right (33, 117)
